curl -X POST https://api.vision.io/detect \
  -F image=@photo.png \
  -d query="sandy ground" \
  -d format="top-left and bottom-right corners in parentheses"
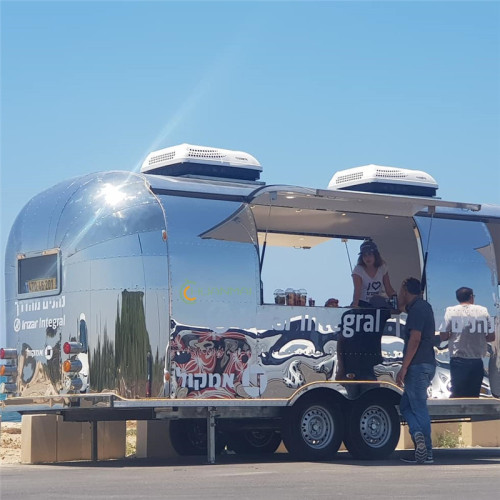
top-left (0, 421), bottom-right (137, 465)
top-left (0, 422), bottom-right (22, 464)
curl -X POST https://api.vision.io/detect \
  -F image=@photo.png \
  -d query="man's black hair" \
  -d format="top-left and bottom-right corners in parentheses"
top-left (456, 287), bottom-right (473, 303)
top-left (403, 277), bottom-right (421, 295)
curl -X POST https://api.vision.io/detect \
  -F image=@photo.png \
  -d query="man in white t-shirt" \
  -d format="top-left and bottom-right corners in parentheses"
top-left (439, 287), bottom-right (495, 398)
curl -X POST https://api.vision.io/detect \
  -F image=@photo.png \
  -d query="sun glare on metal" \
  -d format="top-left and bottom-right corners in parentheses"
top-left (97, 183), bottom-right (127, 206)
top-left (63, 181), bottom-right (131, 252)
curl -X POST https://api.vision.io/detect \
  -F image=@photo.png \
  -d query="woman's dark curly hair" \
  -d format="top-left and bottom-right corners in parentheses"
top-left (357, 249), bottom-right (384, 268)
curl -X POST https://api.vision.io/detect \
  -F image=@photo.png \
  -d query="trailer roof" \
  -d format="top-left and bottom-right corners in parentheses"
top-left (145, 172), bottom-right (258, 200)
top-left (144, 172), bottom-right (500, 220)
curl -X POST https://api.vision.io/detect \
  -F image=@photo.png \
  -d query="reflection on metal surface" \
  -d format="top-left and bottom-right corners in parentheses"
top-left (5, 171), bottom-right (168, 399)
top-left (90, 290), bottom-right (163, 398)
top-left (169, 308), bottom-right (397, 399)
top-left (171, 326), bottom-right (252, 398)
top-left (415, 216), bottom-right (499, 396)
top-left (4, 167), bottom-right (499, 406)
top-left (200, 204), bottom-right (259, 246)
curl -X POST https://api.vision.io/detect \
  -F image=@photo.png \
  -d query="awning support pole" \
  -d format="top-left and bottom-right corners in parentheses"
top-left (207, 407), bottom-right (216, 464)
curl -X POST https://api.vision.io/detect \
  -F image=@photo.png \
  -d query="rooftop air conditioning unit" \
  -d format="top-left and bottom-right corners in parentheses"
top-left (141, 143), bottom-right (263, 182)
top-left (328, 164), bottom-right (438, 197)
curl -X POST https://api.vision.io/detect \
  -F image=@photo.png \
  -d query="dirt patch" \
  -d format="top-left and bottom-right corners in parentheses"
top-left (126, 420), bottom-right (137, 457)
top-left (1, 422), bottom-right (22, 464)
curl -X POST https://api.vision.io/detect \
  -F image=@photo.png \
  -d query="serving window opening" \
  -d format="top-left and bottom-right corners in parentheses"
top-left (258, 232), bottom-right (364, 307)
top-left (251, 194), bottom-right (422, 309)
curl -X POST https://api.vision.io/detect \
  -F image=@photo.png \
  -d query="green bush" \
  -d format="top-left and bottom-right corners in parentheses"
top-left (435, 425), bottom-right (462, 448)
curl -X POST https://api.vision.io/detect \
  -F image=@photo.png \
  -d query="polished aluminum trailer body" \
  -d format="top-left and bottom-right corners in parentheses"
top-left (4, 170), bottom-right (500, 401)
top-left (2, 157), bottom-right (500, 461)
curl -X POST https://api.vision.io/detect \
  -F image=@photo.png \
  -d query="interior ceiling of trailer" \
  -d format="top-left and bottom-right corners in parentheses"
top-left (254, 207), bottom-right (408, 247)
top-left (201, 186), bottom-right (482, 252)
top-left (248, 187), bottom-right (481, 248)
top-left (257, 232), bottom-right (331, 248)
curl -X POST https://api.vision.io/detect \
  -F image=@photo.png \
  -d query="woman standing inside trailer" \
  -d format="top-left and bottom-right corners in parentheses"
top-left (351, 240), bottom-right (396, 307)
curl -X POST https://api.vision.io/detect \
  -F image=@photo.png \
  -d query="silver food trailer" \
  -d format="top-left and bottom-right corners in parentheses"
top-left (2, 144), bottom-right (500, 462)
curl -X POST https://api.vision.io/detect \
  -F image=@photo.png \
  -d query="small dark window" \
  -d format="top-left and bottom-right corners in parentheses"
top-left (17, 250), bottom-right (60, 297)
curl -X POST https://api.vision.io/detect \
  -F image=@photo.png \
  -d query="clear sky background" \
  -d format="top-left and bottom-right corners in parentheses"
top-left (1, 1), bottom-right (499, 345)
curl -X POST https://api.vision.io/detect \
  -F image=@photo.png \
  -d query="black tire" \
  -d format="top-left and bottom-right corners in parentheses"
top-left (227, 429), bottom-right (282, 455)
top-left (281, 395), bottom-right (344, 461)
top-left (343, 393), bottom-right (400, 460)
top-left (169, 419), bottom-right (226, 456)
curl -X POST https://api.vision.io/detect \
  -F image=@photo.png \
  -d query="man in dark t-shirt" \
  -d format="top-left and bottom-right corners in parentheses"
top-left (396, 277), bottom-right (436, 464)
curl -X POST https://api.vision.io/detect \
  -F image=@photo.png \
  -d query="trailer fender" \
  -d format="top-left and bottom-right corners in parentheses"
top-left (286, 380), bottom-right (401, 407)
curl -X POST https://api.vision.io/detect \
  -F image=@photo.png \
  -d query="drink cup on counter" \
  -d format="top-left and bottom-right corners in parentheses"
top-left (274, 289), bottom-right (286, 305)
top-left (285, 288), bottom-right (295, 306)
top-left (308, 298), bottom-right (315, 307)
top-left (298, 289), bottom-right (307, 306)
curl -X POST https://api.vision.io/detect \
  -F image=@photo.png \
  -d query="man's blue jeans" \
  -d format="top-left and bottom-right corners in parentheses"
top-left (399, 363), bottom-right (436, 452)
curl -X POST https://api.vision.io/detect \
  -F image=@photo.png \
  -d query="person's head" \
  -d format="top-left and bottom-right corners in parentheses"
top-left (456, 287), bottom-right (474, 304)
top-left (398, 277), bottom-right (422, 310)
top-left (325, 298), bottom-right (339, 308)
top-left (356, 240), bottom-right (383, 268)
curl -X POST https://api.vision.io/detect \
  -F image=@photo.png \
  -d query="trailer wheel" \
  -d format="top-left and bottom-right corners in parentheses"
top-left (343, 393), bottom-right (400, 460)
top-left (227, 429), bottom-right (282, 455)
top-left (282, 396), bottom-right (344, 460)
top-left (169, 419), bottom-right (226, 456)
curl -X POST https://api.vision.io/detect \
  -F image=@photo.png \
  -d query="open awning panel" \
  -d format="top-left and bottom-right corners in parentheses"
top-left (249, 186), bottom-right (481, 218)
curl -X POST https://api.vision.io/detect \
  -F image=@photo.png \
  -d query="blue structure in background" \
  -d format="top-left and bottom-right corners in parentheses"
top-left (0, 376), bottom-right (20, 422)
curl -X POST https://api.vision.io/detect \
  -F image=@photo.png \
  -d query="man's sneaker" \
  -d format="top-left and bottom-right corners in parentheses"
top-left (401, 454), bottom-right (434, 465)
top-left (414, 432), bottom-right (427, 464)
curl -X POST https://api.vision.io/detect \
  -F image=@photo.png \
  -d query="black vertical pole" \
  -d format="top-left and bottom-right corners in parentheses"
top-left (421, 252), bottom-right (428, 293)
top-left (146, 351), bottom-right (152, 398)
top-left (91, 421), bottom-right (98, 462)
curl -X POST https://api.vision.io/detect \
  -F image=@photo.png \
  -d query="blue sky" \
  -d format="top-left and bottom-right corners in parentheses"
top-left (1, 1), bottom-right (499, 343)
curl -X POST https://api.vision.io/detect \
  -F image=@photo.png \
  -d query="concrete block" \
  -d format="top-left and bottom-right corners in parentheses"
top-left (55, 417), bottom-right (91, 462)
top-left (396, 424), bottom-right (413, 450)
top-left (136, 420), bottom-right (178, 459)
top-left (397, 422), bottom-right (463, 450)
top-left (97, 421), bottom-right (126, 460)
top-left (21, 414), bottom-right (57, 464)
top-left (462, 420), bottom-right (500, 447)
top-left (21, 415), bottom-right (125, 463)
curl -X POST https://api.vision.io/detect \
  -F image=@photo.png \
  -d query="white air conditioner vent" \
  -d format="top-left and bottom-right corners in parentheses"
top-left (141, 143), bottom-right (262, 183)
top-left (328, 164), bottom-right (438, 197)
top-left (335, 171), bottom-right (364, 184)
top-left (375, 168), bottom-right (408, 179)
top-left (187, 147), bottom-right (226, 160)
top-left (149, 151), bottom-right (176, 166)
